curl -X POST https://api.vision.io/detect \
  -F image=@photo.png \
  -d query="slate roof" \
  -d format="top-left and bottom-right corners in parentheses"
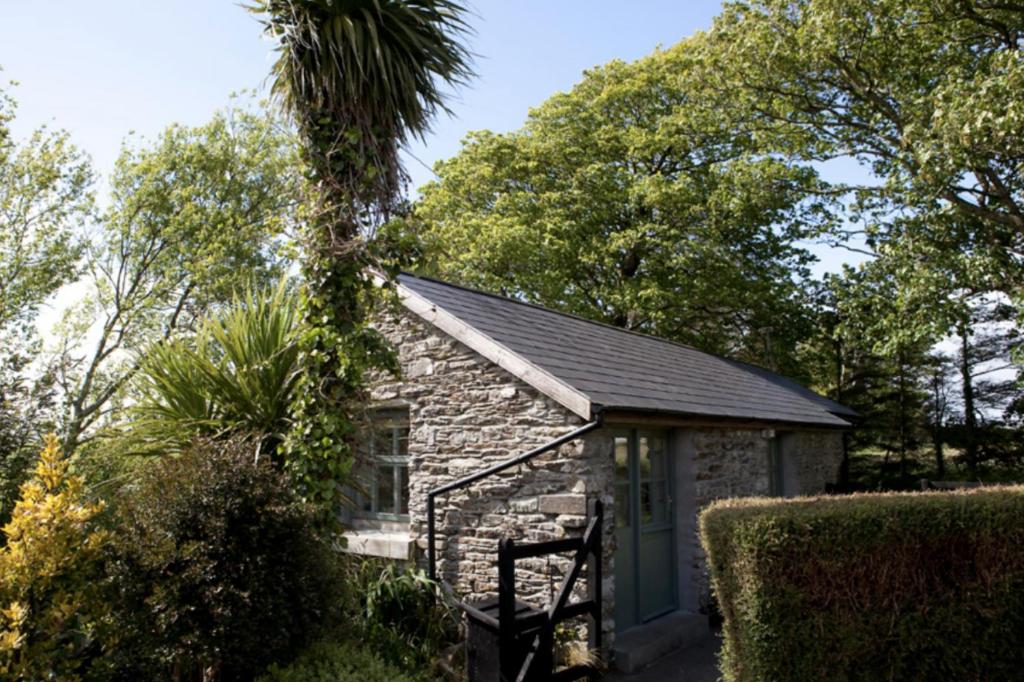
top-left (396, 273), bottom-right (855, 428)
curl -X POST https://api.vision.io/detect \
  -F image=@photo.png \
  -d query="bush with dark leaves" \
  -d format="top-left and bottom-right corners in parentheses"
top-left (108, 435), bottom-right (344, 680)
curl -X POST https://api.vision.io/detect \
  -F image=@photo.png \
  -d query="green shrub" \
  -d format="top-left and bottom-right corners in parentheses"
top-left (347, 560), bottom-right (458, 671)
top-left (700, 487), bottom-right (1024, 681)
top-left (108, 435), bottom-right (344, 680)
top-left (258, 639), bottom-right (419, 682)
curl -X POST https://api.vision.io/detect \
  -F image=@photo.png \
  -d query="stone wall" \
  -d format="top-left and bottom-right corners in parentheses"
top-left (686, 427), bottom-right (844, 611)
top-left (364, 305), bottom-right (845, 646)
top-left (366, 308), bottom-right (614, 640)
top-left (782, 429), bottom-right (845, 494)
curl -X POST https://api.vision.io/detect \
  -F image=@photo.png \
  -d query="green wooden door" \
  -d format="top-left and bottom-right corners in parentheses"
top-left (613, 429), bottom-right (677, 632)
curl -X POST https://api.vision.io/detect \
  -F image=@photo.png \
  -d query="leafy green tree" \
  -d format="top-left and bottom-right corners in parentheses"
top-left (800, 266), bottom-right (932, 482)
top-left (125, 280), bottom-right (302, 458)
top-left (948, 297), bottom-right (1022, 472)
top-left (51, 105), bottom-right (301, 455)
top-left (412, 39), bottom-right (832, 374)
top-left (0, 354), bottom-right (55, 529)
top-left (0, 82), bottom-right (92, 337)
top-left (924, 351), bottom-right (954, 479)
top-left (108, 435), bottom-right (343, 680)
top-left (706, 0), bottom-right (1024, 300)
top-left (0, 79), bottom-right (92, 527)
top-left (250, 0), bottom-right (473, 507)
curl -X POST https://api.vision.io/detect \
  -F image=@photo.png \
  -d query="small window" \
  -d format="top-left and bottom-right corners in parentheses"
top-left (355, 409), bottom-right (410, 519)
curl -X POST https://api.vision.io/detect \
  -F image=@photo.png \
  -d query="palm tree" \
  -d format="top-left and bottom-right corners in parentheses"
top-left (248, 0), bottom-right (473, 505)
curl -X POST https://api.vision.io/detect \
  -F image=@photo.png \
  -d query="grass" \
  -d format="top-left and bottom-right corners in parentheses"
top-left (846, 447), bottom-right (1024, 491)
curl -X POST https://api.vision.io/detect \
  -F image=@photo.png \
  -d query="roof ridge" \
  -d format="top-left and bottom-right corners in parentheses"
top-left (399, 271), bottom-right (847, 417)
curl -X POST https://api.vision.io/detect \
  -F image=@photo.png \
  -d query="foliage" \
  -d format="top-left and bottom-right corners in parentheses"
top-left (0, 80), bottom-right (92, 518)
top-left (125, 279), bottom-right (302, 458)
top-left (347, 560), bottom-right (458, 671)
top-left (258, 639), bottom-right (420, 682)
top-left (799, 267), bottom-right (933, 481)
top-left (0, 435), bottom-right (112, 681)
top-left (250, 0), bottom-right (473, 508)
top-left (251, 0), bottom-right (473, 211)
top-left (52, 103), bottom-right (301, 455)
top-left (846, 448), bottom-right (1024, 492)
top-left (108, 435), bottom-right (344, 680)
top-left (412, 37), bottom-right (832, 375)
top-left (0, 82), bottom-right (93, 337)
top-left (708, 0), bottom-right (1024, 295)
top-left (700, 488), bottom-right (1024, 681)
top-left (0, 350), bottom-right (56, 529)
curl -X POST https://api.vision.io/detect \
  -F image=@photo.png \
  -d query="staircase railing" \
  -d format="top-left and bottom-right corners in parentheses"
top-left (425, 414), bottom-right (603, 581)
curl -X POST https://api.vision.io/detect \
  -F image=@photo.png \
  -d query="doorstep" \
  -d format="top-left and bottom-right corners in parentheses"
top-left (613, 611), bottom-right (709, 674)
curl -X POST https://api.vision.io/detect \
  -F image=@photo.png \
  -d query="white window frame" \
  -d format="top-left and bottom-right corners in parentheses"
top-left (356, 409), bottom-right (410, 521)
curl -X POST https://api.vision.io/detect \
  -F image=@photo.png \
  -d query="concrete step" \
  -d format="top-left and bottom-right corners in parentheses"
top-left (613, 611), bottom-right (709, 674)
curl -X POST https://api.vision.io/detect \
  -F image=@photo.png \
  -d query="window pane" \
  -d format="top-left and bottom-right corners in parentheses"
top-left (615, 482), bottom-right (631, 528)
top-left (639, 434), bottom-right (667, 482)
top-left (649, 437), bottom-right (667, 479)
top-left (615, 437), bottom-right (629, 483)
top-left (639, 437), bottom-right (651, 477)
top-left (399, 465), bottom-right (409, 514)
top-left (377, 465), bottom-right (395, 513)
top-left (650, 480), bottom-right (668, 524)
top-left (355, 464), bottom-right (373, 513)
top-left (640, 482), bottom-right (652, 524)
top-left (397, 428), bottom-right (409, 457)
top-left (374, 429), bottom-right (393, 457)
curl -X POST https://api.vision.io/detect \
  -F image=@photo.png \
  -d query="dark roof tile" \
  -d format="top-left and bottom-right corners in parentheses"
top-left (398, 273), bottom-right (854, 428)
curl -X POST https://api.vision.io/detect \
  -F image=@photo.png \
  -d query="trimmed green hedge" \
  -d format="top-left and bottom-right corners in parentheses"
top-left (700, 487), bottom-right (1024, 681)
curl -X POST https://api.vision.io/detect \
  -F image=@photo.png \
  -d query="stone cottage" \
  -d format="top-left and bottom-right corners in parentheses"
top-left (343, 272), bottom-right (854, 670)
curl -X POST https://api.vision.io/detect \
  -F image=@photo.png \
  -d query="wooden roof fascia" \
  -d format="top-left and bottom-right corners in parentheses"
top-left (600, 409), bottom-right (853, 431)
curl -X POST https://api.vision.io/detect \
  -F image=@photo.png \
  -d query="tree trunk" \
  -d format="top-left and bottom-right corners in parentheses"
top-left (834, 337), bottom-right (850, 489)
top-left (897, 350), bottom-right (908, 479)
top-left (959, 321), bottom-right (978, 474)
top-left (932, 372), bottom-right (945, 479)
top-left (933, 431), bottom-right (945, 479)
top-left (933, 366), bottom-right (946, 477)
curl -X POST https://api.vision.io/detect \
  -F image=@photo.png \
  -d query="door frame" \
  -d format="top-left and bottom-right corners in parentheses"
top-left (613, 427), bottom-right (679, 630)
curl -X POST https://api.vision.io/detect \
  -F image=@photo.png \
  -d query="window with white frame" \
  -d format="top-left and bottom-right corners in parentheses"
top-left (355, 408), bottom-right (410, 520)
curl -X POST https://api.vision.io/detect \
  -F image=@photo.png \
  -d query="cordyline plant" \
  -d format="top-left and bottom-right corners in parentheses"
top-left (248, 0), bottom-right (473, 508)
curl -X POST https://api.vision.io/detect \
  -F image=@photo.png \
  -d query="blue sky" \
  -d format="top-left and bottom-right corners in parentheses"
top-left (1, 0), bottom-right (860, 275)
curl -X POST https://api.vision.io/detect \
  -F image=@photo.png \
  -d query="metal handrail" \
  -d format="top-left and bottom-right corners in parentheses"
top-left (425, 412), bottom-right (603, 580)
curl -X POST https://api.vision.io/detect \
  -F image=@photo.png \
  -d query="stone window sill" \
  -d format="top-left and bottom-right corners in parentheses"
top-left (342, 528), bottom-right (413, 560)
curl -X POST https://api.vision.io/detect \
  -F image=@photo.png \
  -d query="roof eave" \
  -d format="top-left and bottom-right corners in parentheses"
top-left (600, 406), bottom-right (854, 430)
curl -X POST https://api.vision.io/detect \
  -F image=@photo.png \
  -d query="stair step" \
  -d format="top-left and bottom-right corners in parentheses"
top-left (613, 611), bottom-right (708, 673)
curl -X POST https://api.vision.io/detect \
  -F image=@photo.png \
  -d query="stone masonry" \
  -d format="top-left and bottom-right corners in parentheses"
top-left (688, 427), bottom-right (844, 610)
top-left (365, 307), bottom-right (614, 634)
top-left (364, 305), bottom-right (845, 649)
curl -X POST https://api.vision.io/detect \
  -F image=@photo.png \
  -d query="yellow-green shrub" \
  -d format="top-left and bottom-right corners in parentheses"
top-left (700, 488), bottom-right (1024, 682)
top-left (0, 434), bottom-right (112, 680)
